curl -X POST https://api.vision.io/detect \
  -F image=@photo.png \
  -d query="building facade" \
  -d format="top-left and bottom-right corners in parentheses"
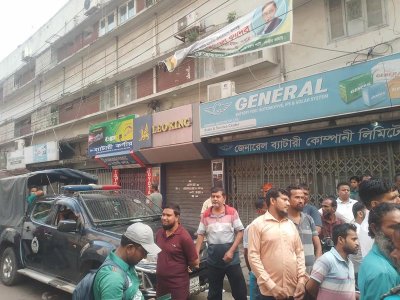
top-left (0, 0), bottom-right (399, 225)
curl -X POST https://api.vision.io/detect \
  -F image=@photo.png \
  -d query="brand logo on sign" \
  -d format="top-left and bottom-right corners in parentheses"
top-left (152, 118), bottom-right (192, 134)
top-left (139, 123), bottom-right (150, 141)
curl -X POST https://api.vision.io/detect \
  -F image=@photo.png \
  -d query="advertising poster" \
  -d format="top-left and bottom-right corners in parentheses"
top-left (200, 52), bottom-right (400, 137)
top-left (163, 0), bottom-right (293, 72)
top-left (88, 115), bottom-right (135, 156)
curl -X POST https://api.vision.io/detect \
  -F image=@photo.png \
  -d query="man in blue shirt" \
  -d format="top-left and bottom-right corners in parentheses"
top-left (358, 203), bottom-right (400, 300)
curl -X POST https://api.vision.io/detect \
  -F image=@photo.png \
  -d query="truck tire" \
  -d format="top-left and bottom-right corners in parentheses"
top-left (0, 247), bottom-right (21, 285)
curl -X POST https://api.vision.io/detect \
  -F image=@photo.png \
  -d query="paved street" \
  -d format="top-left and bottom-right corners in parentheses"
top-left (0, 279), bottom-right (236, 300)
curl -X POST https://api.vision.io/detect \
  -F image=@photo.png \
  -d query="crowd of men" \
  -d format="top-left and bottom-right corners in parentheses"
top-left (91, 175), bottom-right (400, 300)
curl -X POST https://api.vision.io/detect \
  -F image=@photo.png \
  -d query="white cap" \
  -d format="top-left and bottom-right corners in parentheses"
top-left (124, 222), bottom-right (161, 255)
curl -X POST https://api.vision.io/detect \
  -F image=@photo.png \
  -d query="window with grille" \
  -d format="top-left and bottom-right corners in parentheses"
top-left (327, 0), bottom-right (386, 40)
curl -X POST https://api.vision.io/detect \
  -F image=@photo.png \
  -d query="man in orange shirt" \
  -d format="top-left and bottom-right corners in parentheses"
top-left (248, 188), bottom-right (306, 300)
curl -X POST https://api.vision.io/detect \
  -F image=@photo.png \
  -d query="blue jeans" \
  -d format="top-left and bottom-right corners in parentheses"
top-left (249, 271), bottom-right (261, 300)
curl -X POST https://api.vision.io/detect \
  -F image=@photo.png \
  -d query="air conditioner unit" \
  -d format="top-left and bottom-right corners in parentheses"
top-left (21, 47), bottom-right (32, 62)
top-left (207, 81), bottom-right (236, 102)
top-left (84, 0), bottom-right (100, 16)
top-left (177, 11), bottom-right (199, 32)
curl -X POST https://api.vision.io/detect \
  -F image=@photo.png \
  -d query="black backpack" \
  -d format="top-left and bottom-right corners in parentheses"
top-left (72, 258), bottom-right (129, 300)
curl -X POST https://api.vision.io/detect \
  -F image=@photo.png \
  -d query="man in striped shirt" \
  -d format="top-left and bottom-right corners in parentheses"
top-left (305, 223), bottom-right (359, 300)
top-left (195, 187), bottom-right (247, 300)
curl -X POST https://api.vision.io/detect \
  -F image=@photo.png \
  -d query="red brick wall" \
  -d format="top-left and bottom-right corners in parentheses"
top-left (156, 58), bottom-right (194, 92)
top-left (59, 94), bottom-right (100, 124)
top-left (136, 0), bottom-right (145, 13)
top-left (137, 69), bottom-right (153, 98)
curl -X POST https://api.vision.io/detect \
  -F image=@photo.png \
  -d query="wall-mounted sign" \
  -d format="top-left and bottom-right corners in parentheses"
top-left (217, 121), bottom-right (400, 156)
top-left (88, 115), bottom-right (135, 156)
top-left (7, 150), bottom-right (25, 170)
top-left (112, 169), bottom-right (120, 186)
top-left (95, 150), bottom-right (145, 169)
top-left (152, 118), bottom-right (192, 134)
top-left (200, 52), bottom-right (400, 137)
top-left (211, 159), bottom-right (224, 189)
top-left (133, 115), bottom-right (152, 151)
top-left (152, 104), bottom-right (193, 147)
top-left (24, 141), bottom-right (59, 164)
top-left (145, 166), bottom-right (161, 195)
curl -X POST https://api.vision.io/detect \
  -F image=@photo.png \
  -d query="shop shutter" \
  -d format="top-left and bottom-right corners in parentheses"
top-left (166, 160), bottom-right (212, 230)
top-left (226, 141), bottom-right (400, 225)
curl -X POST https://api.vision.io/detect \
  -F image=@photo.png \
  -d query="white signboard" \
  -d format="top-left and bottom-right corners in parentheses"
top-left (24, 141), bottom-right (59, 164)
top-left (7, 149), bottom-right (26, 170)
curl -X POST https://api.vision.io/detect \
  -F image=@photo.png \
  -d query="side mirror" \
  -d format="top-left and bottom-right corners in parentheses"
top-left (58, 220), bottom-right (78, 232)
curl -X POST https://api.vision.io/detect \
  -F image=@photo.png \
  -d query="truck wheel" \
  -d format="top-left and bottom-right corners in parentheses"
top-left (0, 247), bottom-right (21, 285)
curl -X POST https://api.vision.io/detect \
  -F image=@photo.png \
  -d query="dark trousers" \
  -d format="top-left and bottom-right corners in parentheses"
top-left (207, 264), bottom-right (247, 300)
top-left (256, 297), bottom-right (294, 300)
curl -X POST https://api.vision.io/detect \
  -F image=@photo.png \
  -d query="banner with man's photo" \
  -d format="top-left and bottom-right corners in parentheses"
top-left (163, 0), bottom-right (293, 72)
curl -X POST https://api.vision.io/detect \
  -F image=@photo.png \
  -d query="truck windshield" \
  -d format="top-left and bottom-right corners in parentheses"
top-left (78, 189), bottom-right (162, 224)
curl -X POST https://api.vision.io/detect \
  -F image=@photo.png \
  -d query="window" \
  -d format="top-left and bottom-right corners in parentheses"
top-left (99, 11), bottom-right (116, 36)
top-left (146, 0), bottom-right (155, 8)
top-left (119, 81), bottom-right (132, 105)
top-left (233, 51), bottom-right (263, 67)
top-left (100, 87), bottom-right (116, 111)
top-left (119, 1), bottom-right (135, 25)
top-left (31, 203), bottom-right (53, 224)
top-left (327, 0), bottom-right (386, 40)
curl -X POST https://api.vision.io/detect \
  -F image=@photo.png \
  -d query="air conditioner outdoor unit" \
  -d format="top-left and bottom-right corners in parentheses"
top-left (84, 0), bottom-right (100, 16)
top-left (177, 11), bottom-right (199, 32)
top-left (207, 81), bottom-right (236, 102)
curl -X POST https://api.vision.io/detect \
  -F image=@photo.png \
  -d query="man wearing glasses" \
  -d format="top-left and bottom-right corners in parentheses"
top-left (93, 222), bottom-right (161, 300)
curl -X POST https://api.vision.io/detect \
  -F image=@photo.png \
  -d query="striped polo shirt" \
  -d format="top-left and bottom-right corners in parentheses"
top-left (290, 212), bottom-right (318, 270)
top-left (197, 204), bottom-right (244, 268)
top-left (311, 247), bottom-right (355, 300)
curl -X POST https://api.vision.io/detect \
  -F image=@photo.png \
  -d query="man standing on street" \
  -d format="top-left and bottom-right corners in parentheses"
top-left (156, 204), bottom-right (199, 300)
top-left (305, 223), bottom-right (359, 300)
top-left (196, 187), bottom-right (247, 300)
top-left (300, 183), bottom-right (322, 235)
top-left (358, 178), bottom-right (400, 257)
top-left (319, 196), bottom-right (344, 251)
top-left (335, 182), bottom-right (358, 223)
top-left (287, 185), bottom-right (322, 274)
top-left (358, 203), bottom-right (400, 299)
top-left (93, 222), bottom-right (161, 300)
top-left (243, 197), bottom-right (268, 300)
top-left (248, 188), bottom-right (307, 300)
top-left (149, 184), bottom-right (163, 209)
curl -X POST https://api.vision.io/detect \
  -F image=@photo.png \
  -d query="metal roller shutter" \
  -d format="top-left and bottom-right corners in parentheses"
top-left (226, 142), bottom-right (400, 225)
top-left (166, 160), bottom-right (212, 230)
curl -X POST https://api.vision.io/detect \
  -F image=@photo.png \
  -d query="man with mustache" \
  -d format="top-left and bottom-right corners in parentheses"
top-left (196, 187), bottom-right (247, 300)
top-left (305, 223), bottom-right (359, 300)
top-left (248, 188), bottom-right (306, 300)
top-left (156, 203), bottom-right (199, 300)
top-left (358, 203), bottom-right (400, 300)
top-left (287, 185), bottom-right (322, 274)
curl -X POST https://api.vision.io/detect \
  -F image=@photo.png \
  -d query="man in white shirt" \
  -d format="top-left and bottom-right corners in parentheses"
top-left (358, 178), bottom-right (400, 257)
top-left (335, 182), bottom-right (358, 223)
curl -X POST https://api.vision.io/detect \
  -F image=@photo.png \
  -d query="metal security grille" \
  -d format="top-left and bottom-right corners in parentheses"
top-left (120, 168), bottom-right (146, 194)
top-left (226, 142), bottom-right (400, 225)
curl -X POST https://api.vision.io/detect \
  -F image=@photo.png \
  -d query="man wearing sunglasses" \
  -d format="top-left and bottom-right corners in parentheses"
top-left (93, 222), bottom-right (161, 300)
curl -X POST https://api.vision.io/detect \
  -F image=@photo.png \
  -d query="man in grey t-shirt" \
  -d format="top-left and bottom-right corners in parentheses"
top-left (149, 184), bottom-right (163, 209)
